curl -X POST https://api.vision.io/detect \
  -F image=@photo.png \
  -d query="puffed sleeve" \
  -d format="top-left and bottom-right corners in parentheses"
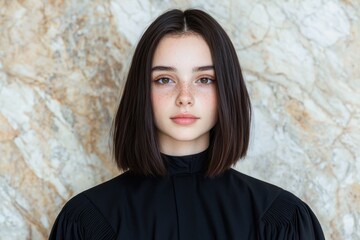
top-left (49, 194), bottom-right (116, 240)
top-left (259, 191), bottom-right (325, 240)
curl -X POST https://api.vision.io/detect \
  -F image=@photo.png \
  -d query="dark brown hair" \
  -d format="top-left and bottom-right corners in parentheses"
top-left (112, 9), bottom-right (251, 178)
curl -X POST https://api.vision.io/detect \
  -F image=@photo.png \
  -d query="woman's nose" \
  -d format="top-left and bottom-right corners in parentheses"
top-left (176, 85), bottom-right (194, 106)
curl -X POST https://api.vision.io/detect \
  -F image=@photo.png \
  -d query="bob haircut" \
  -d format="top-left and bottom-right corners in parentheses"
top-left (112, 8), bottom-right (251, 178)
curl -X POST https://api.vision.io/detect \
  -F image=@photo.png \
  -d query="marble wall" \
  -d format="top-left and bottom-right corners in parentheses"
top-left (0, 0), bottom-right (359, 239)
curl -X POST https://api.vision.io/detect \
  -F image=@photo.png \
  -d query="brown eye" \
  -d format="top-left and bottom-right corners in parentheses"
top-left (197, 77), bottom-right (214, 84)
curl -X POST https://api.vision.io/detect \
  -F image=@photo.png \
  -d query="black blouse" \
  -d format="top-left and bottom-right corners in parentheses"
top-left (49, 149), bottom-right (325, 239)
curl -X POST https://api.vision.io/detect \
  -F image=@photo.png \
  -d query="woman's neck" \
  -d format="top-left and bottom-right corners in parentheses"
top-left (158, 133), bottom-right (209, 156)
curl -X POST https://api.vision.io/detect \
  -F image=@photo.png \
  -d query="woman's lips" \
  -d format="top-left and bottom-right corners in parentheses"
top-left (170, 114), bottom-right (199, 125)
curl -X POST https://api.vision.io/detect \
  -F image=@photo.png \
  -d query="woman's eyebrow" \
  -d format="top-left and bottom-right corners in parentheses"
top-left (151, 66), bottom-right (176, 72)
top-left (151, 65), bottom-right (214, 72)
top-left (194, 65), bottom-right (214, 72)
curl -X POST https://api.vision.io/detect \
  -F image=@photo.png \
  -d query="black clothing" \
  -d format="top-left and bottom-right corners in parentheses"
top-left (49, 149), bottom-right (325, 239)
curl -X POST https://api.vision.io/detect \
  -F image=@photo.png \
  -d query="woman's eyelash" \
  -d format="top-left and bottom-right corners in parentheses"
top-left (154, 77), bottom-right (173, 84)
top-left (196, 77), bottom-right (215, 84)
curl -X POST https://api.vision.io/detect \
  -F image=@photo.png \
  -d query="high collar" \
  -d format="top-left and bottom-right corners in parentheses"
top-left (161, 148), bottom-right (209, 175)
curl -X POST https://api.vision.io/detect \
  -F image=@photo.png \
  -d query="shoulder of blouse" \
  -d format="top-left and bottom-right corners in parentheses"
top-left (259, 190), bottom-right (325, 239)
top-left (227, 169), bottom-right (325, 239)
top-left (49, 193), bottom-right (116, 240)
top-left (49, 171), bottom-right (140, 239)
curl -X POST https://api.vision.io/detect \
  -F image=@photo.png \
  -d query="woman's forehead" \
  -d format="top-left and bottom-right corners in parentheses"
top-left (152, 34), bottom-right (213, 69)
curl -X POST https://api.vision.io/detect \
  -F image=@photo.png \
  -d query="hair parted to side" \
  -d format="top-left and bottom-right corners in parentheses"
top-left (112, 8), bottom-right (251, 178)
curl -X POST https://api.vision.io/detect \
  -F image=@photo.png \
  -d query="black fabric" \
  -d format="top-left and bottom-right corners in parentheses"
top-left (49, 149), bottom-right (325, 239)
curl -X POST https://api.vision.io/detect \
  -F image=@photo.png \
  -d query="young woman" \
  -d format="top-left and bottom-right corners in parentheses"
top-left (49, 9), bottom-right (325, 239)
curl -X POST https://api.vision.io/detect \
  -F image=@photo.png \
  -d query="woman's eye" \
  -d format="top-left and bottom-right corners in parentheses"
top-left (155, 77), bottom-right (173, 84)
top-left (197, 77), bottom-right (214, 84)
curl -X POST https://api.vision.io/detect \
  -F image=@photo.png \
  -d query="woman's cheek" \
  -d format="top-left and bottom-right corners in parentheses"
top-left (152, 91), bottom-right (170, 109)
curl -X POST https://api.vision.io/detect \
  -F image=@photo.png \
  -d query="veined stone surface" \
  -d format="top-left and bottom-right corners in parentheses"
top-left (0, 1), bottom-right (359, 239)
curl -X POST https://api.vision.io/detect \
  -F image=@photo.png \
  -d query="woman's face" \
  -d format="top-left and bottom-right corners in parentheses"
top-left (151, 33), bottom-right (218, 155)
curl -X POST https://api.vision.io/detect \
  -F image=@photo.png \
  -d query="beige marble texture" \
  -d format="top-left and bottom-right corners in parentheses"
top-left (0, 0), bottom-right (359, 239)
